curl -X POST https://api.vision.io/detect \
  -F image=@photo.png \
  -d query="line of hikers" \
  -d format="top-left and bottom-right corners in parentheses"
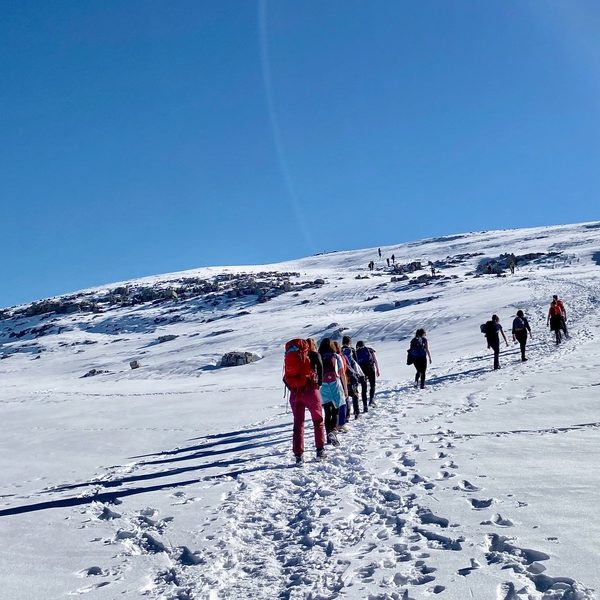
top-left (283, 336), bottom-right (379, 464)
top-left (481, 294), bottom-right (568, 369)
top-left (284, 295), bottom-right (568, 462)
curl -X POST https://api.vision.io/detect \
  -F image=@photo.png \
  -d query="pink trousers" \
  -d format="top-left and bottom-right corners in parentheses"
top-left (289, 387), bottom-right (326, 456)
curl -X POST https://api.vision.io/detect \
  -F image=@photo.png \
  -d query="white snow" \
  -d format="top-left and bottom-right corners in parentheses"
top-left (1, 222), bottom-right (599, 599)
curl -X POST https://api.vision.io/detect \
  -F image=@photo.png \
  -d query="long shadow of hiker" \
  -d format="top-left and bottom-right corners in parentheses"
top-left (0, 422), bottom-right (291, 519)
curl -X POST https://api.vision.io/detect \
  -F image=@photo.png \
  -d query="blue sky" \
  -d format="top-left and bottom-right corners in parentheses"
top-left (2, 1), bottom-right (599, 307)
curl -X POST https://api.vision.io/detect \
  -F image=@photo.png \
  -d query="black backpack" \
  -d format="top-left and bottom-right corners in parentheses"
top-left (484, 321), bottom-right (496, 337)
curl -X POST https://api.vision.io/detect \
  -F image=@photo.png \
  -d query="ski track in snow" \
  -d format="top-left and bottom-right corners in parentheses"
top-left (1, 224), bottom-right (599, 599)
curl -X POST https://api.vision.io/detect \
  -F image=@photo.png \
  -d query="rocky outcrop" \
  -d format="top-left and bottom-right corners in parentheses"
top-left (220, 351), bottom-right (261, 367)
top-left (81, 368), bottom-right (109, 378)
top-left (157, 335), bottom-right (179, 344)
top-left (391, 261), bottom-right (422, 275)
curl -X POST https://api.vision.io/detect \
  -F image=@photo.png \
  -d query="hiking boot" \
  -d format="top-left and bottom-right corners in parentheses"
top-left (295, 454), bottom-right (304, 465)
top-left (338, 425), bottom-right (349, 433)
top-left (329, 432), bottom-right (340, 447)
top-left (369, 401), bottom-right (377, 408)
top-left (316, 448), bottom-right (326, 461)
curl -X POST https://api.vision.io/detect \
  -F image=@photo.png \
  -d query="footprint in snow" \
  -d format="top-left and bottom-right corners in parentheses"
top-left (469, 498), bottom-right (494, 509)
top-left (454, 479), bottom-right (481, 492)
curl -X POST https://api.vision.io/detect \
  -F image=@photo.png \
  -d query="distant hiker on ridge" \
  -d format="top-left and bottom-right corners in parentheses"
top-left (386, 258), bottom-right (390, 267)
top-left (391, 254), bottom-right (396, 264)
top-left (512, 310), bottom-right (532, 362)
top-left (484, 314), bottom-right (509, 370)
top-left (509, 259), bottom-right (516, 275)
top-left (378, 248), bottom-right (382, 258)
top-left (406, 328), bottom-right (432, 389)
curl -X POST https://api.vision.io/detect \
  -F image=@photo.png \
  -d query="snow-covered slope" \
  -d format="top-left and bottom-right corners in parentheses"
top-left (1, 222), bottom-right (599, 599)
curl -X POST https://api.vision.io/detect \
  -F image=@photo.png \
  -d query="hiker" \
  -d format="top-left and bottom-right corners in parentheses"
top-left (484, 314), bottom-right (509, 370)
top-left (386, 258), bottom-right (390, 267)
top-left (486, 263), bottom-right (493, 274)
top-left (318, 338), bottom-right (347, 446)
top-left (378, 248), bottom-right (382, 258)
top-left (547, 297), bottom-right (567, 344)
top-left (391, 254), bottom-right (395, 264)
top-left (341, 335), bottom-right (364, 418)
top-left (509, 259), bottom-right (516, 275)
top-left (553, 294), bottom-right (568, 338)
top-left (331, 341), bottom-right (350, 432)
top-left (431, 265), bottom-right (436, 276)
top-left (356, 340), bottom-right (380, 408)
top-left (407, 328), bottom-right (432, 389)
top-left (283, 338), bottom-right (326, 464)
top-left (511, 310), bottom-right (532, 361)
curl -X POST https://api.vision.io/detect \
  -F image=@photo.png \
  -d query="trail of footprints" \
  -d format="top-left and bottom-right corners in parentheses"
top-left (65, 385), bottom-right (595, 600)
top-left (65, 285), bottom-right (600, 600)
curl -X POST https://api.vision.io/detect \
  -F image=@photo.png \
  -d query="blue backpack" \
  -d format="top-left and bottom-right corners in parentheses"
top-left (356, 346), bottom-right (375, 366)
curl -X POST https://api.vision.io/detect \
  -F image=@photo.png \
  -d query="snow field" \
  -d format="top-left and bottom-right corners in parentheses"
top-left (0, 222), bottom-right (599, 598)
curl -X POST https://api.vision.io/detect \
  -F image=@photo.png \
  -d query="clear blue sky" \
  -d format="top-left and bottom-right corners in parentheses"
top-left (2, 1), bottom-right (599, 307)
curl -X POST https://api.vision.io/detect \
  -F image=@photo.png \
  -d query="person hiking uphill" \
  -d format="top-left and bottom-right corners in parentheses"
top-left (512, 310), bottom-right (532, 362)
top-left (547, 296), bottom-right (567, 344)
top-left (318, 338), bottom-right (347, 447)
top-left (341, 335), bottom-right (364, 419)
top-left (484, 315), bottom-right (508, 370)
top-left (283, 338), bottom-right (326, 464)
top-left (331, 341), bottom-right (350, 432)
top-left (407, 328), bottom-right (432, 389)
top-left (356, 341), bottom-right (380, 409)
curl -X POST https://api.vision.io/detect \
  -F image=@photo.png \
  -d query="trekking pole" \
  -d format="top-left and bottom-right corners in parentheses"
top-left (283, 384), bottom-right (289, 413)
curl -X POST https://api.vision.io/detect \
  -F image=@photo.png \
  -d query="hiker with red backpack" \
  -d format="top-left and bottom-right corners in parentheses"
top-left (547, 295), bottom-right (568, 344)
top-left (356, 341), bottom-right (379, 409)
top-left (283, 337), bottom-right (326, 464)
top-left (318, 338), bottom-right (347, 447)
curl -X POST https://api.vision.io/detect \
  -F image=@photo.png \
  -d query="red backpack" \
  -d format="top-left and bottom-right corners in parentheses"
top-left (283, 339), bottom-right (315, 392)
top-left (550, 302), bottom-right (562, 316)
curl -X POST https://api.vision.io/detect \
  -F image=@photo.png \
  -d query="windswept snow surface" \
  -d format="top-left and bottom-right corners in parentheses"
top-left (1, 222), bottom-right (600, 599)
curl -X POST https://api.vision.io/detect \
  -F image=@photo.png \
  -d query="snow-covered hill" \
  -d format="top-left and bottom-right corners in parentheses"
top-left (1, 222), bottom-right (599, 599)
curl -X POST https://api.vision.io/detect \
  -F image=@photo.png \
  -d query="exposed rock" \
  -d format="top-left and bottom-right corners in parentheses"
top-left (81, 368), bottom-right (109, 378)
top-left (220, 351), bottom-right (261, 367)
top-left (314, 279), bottom-right (325, 285)
top-left (130, 360), bottom-right (141, 369)
top-left (392, 261), bottom-right (422, 275)
top-left (207, 329), bottom-right (234, 337)
top-left (157, 335), bottom-right (179, 344)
